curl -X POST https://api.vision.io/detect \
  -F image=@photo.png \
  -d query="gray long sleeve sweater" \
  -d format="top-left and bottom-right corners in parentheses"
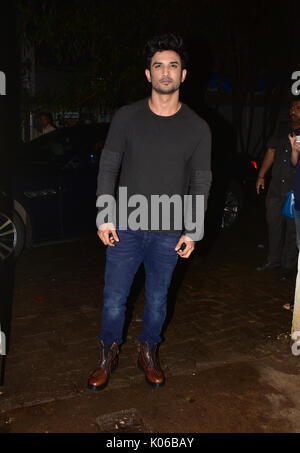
top-left (96, 97), bottom-right (212, 241)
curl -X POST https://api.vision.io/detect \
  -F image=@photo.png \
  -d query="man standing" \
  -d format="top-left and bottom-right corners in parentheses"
top-left (88, 33), bottom-right (212, 391)
top-left (256, 98), bottom-right (300, 280)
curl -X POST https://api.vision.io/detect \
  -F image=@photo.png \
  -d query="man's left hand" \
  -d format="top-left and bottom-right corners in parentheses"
top-left (175, 235), bottom-right (195, 258)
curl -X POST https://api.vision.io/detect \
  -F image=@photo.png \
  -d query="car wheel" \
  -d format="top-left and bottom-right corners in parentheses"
top-left (0, 210), bottom-right (25, 261)
top-left (221, 182), bottom-right (243, 229)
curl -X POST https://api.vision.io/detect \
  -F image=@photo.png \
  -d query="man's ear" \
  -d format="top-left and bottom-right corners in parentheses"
top-left (181, 69), bottom-right (187, 83)
top-left (145, 68), bottom-right (151, 83)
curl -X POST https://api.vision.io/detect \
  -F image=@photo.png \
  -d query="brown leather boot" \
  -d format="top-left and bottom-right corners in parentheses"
top-left (137, 342), bottom-right (165, 388)
top-left (88, 341), bottom-right (119, 391)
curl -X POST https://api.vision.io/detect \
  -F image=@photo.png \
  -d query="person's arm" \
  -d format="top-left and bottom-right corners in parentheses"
top-left (96, 107), bottom-right (127, 246)
top-left (289, 134), bottom-right (300, 166)
top-left (175, 121), bottom-right (212, 258)
top-left (256, 147), bottom-right (275, 194)
top-left (291, 147), bottom-right (299, 167)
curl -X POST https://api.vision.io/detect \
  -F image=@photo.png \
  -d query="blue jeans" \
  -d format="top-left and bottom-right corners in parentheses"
top-left (98, 229), bottom-right (181, 347)
top-left (295, 209), bottom-right (300, 250)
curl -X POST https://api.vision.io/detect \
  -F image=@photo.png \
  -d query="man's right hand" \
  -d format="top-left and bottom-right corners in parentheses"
top-left (97, 222), bottom-right (119, 246)
top-left (256, 176), bottom-right (265, 195)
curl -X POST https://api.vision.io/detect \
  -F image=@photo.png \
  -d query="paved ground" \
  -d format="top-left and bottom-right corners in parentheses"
top-left (1, 200), bottom-right (300, 433)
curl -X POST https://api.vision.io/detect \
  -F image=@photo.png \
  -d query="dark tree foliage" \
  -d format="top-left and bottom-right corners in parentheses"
top-left (17, 0), bottom-right (300, 153)
top-left (18, 0), bottom-right (168, 109)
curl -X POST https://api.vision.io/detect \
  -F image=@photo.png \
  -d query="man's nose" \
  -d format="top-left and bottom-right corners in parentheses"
top-left (161, 66), bottom-right (170, 77)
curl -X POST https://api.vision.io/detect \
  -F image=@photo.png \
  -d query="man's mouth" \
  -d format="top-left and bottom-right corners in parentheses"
top-left (161, 79), bottom-right (172, 84)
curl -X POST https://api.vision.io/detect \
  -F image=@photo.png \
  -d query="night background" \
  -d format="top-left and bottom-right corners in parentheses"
top-left (0, 0), bottom-right (300, 434)
top-left (17, 0), bottom-right (300, 154)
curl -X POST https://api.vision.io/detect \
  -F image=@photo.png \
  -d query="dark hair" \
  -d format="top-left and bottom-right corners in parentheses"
top-left (40, 112), bottom-right (53, 123)
top-left (144, 33), bottom-right (188, 70)
top-left (290, 96), bottom-right (300, 105)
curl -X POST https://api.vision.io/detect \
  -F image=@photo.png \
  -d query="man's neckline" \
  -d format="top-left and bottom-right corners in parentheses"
top-left (146, 97), bottom-right (184, 119)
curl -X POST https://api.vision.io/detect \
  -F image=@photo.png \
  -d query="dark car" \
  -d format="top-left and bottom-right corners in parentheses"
top-left (0, 122), bottom-right (257, 261)
top-left (198, 149), bottom-right (258, 253)
top-left (0, 191), bottom-right (17, 262)
top-left (10, 123), bottom-right (109, 257)
top-left (196, 106), bottom-right (258, 242)
top-left (212, 152), bottom-right (258, 229)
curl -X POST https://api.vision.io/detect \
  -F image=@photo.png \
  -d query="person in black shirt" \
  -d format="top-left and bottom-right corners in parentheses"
top-left (256, 98), bottom-right (300, 280)
top-left (88, 33), bottom-right (212, 391)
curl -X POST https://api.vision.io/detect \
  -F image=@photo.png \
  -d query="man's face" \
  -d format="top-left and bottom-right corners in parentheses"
top-left (290, 101), bottom-right (300, 125)
top-left (40, 115), bottom-right (49, 128)
top-left (145, 50), bottom-right (187, 95)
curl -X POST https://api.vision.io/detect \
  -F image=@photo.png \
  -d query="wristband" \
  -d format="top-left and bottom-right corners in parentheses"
top-left (258, 176), bottom-right (264, 179)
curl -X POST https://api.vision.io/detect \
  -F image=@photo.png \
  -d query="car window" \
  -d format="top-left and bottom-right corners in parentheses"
top-left (18, 125), bottom-right (109, 166)
top-left (70, 139), bottom-right (105, 167)
top-left (23, 132), bottom-right (78, 165)
top-left (92, 139), bottom-right (105, 155)
top-left (89, 139), bottom-right (105, 161)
